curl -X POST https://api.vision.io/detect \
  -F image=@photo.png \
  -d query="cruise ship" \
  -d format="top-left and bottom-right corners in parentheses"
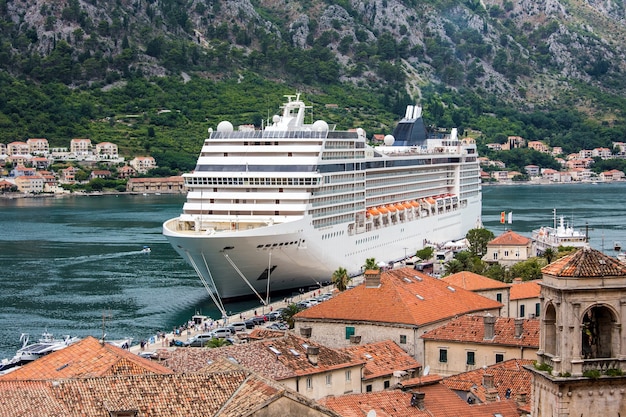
top-left (163, 94), bottom-right (481, 310)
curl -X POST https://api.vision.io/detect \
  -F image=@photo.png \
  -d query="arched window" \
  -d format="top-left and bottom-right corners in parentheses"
top-left (581, 305), bottom-right (615, 359)
top-left (544, 303), bottom-right (557, 356)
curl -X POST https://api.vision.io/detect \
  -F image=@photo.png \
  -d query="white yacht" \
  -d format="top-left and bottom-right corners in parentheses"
top-left (531, 209), bottom-right (589, 253)
top-left (163, 94), bottom-right (482, 313)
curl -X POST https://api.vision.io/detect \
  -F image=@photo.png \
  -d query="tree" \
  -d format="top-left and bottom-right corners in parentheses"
top-left (543, 248), bottom-right (555, 264)
top-left (444, 259), bottom-right (464, 276)
top-left (205, 337), bottom-right (232, 348)
top-left (332, 267), bottom-right (351, 291)
top-left (509, 258), bottom-right (544, 281)
top-left (466, 228), bottom-right (495, 257)
top-left (363, 257), bottom-right (379, 270)
top-left (281, 303), bottom-right (304, 329)
top-left (415, 247), bottom-right (434, 261)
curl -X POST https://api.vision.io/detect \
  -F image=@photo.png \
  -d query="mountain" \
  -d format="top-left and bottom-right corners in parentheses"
top-left (1, 0), bottom-right (626, 161)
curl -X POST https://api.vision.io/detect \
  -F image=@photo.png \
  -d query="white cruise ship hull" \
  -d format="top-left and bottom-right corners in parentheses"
top-left (164, 196), bottom-right (481, 299)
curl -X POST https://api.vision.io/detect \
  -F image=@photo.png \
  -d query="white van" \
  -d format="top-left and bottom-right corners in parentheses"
top-left (228, 322), bottom-right (247, 332)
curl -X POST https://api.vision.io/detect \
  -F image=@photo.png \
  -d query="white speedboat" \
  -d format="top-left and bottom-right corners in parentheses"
top-left (163, 94), bottom-right (482, 314)
top-left (0, 331), bottom-right (81, 373)
top-left (141, 245), bottom-right (151, 253)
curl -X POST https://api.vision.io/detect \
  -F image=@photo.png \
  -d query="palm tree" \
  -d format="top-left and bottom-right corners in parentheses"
top-left (363, 257), bottom-right (379, 271)
top-left (281, 303), bottom-right (305, 329)
top-left (332, 266), bottom-right (351, 291)
top-left (205, 337), bottom-right (232, 348)
top-left (543, 248), bottom-right (556, 264)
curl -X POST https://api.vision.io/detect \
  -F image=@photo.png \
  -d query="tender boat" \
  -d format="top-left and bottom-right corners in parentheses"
top-left (141, 245), bottom-right (151, 253)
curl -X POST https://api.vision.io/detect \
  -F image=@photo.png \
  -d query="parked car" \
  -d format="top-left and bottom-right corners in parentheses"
top-left (267, 322), bottom-right (288, 331)
top-left (267, 311), bottom-right (282, 321)
top-left (244, 318), bottom-right (257, 329)
top-left (185, 333), bottom-right (214, 347)
top-left (211, 327), bottom-right (235, 338)
top-left (228, 322), bottom-right (247, 332)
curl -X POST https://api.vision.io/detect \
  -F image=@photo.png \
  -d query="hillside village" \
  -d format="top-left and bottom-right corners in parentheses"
top-left (1, 246), bottom-right (625, 416)
top-left (1, 134), bottom-right (626, 196)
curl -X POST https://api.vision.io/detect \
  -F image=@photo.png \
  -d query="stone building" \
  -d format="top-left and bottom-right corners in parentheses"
top-left (530, 247), bottom-right (626, 417)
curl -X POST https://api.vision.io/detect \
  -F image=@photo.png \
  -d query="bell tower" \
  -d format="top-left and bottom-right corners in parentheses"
top-left (530, 247), bottom-right (626, 417)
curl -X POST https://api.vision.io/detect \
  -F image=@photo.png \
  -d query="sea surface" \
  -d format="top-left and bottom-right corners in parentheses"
top-left (0, 182), bottom-right (624, 359)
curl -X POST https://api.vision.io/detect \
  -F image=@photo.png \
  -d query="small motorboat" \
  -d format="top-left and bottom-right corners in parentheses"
top-left (614, 241), bottom-right (622, 252)
top-left (141, 245), bottom-right (151, 253)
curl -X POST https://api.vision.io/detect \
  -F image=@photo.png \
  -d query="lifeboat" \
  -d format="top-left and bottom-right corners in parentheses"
top-left (410, 200), bottom-right (420, 208)
top-left (401, 202), bottom-right (412, 210)
top-left (367, 208), bottom-right (381, 217)
top-left (378, 206), bottom-right (389, 214)
top-left (426, 197), bottom-right (436, 205)
top-left (387, 205), bottom-right (398, 212)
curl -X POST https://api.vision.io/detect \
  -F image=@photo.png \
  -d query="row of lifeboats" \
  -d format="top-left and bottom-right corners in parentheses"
top-left (365, 194), bottom-right (457, 217)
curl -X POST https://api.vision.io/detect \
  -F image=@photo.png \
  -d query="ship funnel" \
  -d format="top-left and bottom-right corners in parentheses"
top-left (450, 128), bottom-right (458, 141)
top-left (405, 105), bottom-right (414, 119)
top-left (413, 106), bottom-right (422, 119)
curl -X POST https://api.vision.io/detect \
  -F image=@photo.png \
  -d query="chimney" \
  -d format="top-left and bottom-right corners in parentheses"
top-left (514, 318), bottom-right (524, 338)
top-left (306, 345), bottom-right (319, 365)
top-left (485, 387), bottom-right (499, 402)
top-left (410, 392), bottom-right (426, 410)
top-left (300, 326), bottom-right (312, 338)
top-left (483, 314), bottom-right (496, 340)
top-left (515, 392), bottom-right (528, 406)
top-left (482, 373), bottom-right (494, 389)
top-left (364, 269), bottom-right (381, 288)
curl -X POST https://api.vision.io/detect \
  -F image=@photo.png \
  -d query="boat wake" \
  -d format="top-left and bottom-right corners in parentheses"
top-left (52, 250), bottom-right (149, 267)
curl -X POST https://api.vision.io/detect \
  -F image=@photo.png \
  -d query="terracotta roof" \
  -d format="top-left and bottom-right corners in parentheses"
top-left (442, 271), bottom-right (509, 291)
top-left (0, 336), bottom-right (172, 380)
top-left (510, 279), bottom-right (541, 300)
top-left (489, 229), bottom-right (531, 246)
top-left (542, 246), bottom-right (626, 277)
top-left (421, 315), bottom-right (539, 348)
top-left (340, 340), bottom-right (421, 380)
top-left (161, 333), bottom-right (364, 380)
top-left (295, 267), bottom-right (502, 326)
top-left (0, 370), bottom-right (341, 417)
top-left (319, 382), bottom-right (519, 417)
top-left (442, 359), bottom-right (534, 413)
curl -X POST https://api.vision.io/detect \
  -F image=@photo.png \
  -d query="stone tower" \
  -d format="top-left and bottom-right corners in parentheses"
top-left (530, 247), bottom-right (626, 417)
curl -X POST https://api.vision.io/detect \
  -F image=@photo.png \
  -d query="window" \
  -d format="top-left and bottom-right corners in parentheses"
top-left (384, 380), bottom-right (390, 389)
top-left (496, 353), bottom-right (504, 363)
top-left (326, 374), bottom-right (332, 386)
top-left (345, 370), bottom-right (351, 381)
top-left (520, 304), bottom-right (526, 317)
top-left (467, 351), bottom-right (475, 365)
top-left (400, 335), bottom-right (407, 344)
top-left (504, 250), bottom-right (509, 257)
top-left (493, 252), bottom-right (498, 260)
top-left (535, 302), bottom-right (541, 318)
top-left (496, 293), bottom-right (502, 303)
top-left (306, 377), bottom-right (312, 389)
top-left (439, 349), bottom-right (448, 363)
top-left (345, 326), bottom-right (355, 339)
top-left (366, 384), bottom-right (372, 392)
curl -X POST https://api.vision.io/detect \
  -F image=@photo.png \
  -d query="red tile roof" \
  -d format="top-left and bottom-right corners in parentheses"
top-left (442, 358), bottom-right (534, 414)
top-left (161, 333), bottom-right (364, 380)
top-left (340, 340), bottom-right (421, 380)
top-left (443, 271), bottom-right (510, 291)
top-left (320, 382), bottom-right (520, 417)
top-left (295, 268), bottom-right (502, 326)
top-left (421, 315), bottom-right (539, 348)
top-left (489, 229), bottom-right (531, 246)
top-left (509, 279), bottom-right (541, 300)
top-left (0, 336), bottom-right (172, 380)
top-left (542, 246), bottom-right (626, 277)
top-left (0, 370), bottom-right (341, 417)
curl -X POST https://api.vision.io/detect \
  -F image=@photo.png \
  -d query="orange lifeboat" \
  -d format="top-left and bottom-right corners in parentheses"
top-left (426, 197), bottom-right (436, 205)
top-left (410, 200), bottom-right (420, 208)
top-left (402, 202), bottom-right (412, 210)
top-left (378, 206), bottom-right (389, 214)
top-left (367, 208), bottom-right (381, 216)
top-left (387, 205), bottom-right (398, 212)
